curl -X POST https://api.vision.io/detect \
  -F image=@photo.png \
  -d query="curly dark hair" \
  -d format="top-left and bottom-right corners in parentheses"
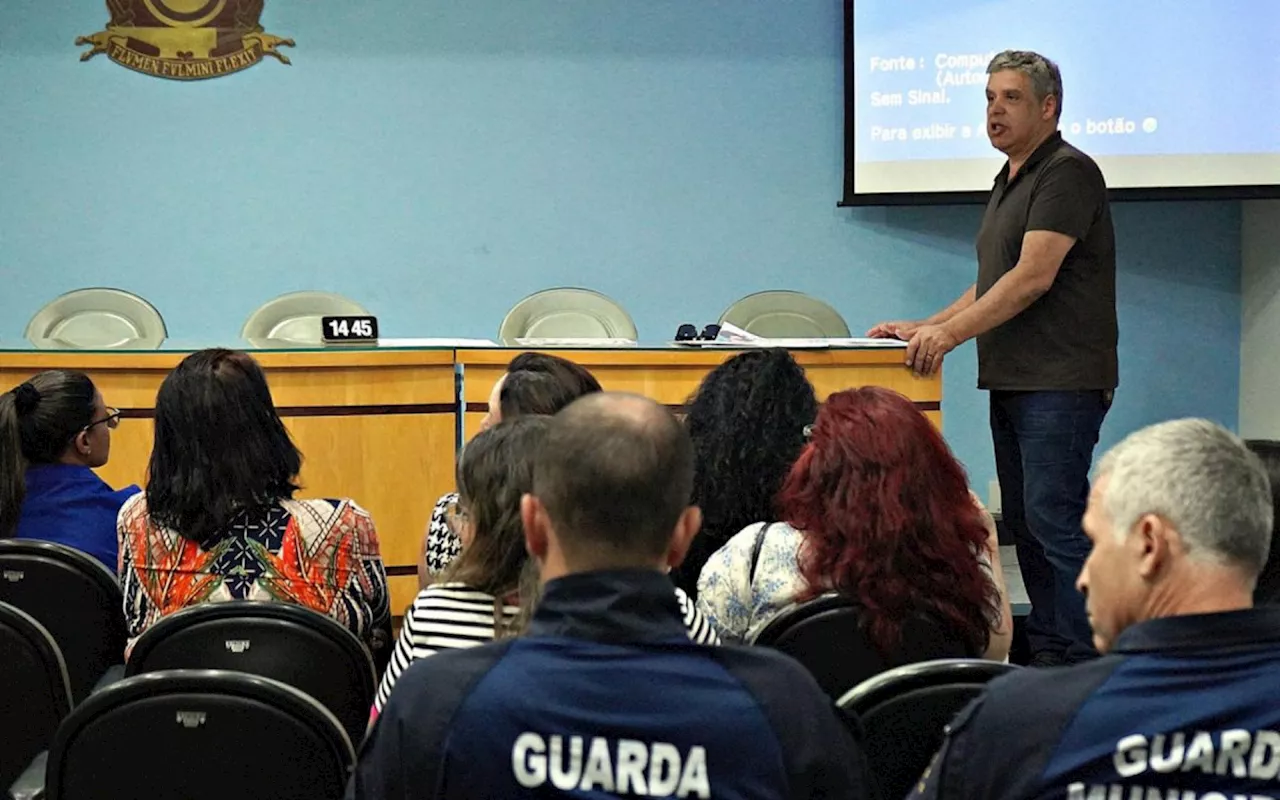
top-left (672, 349), bottom-right (817, 597)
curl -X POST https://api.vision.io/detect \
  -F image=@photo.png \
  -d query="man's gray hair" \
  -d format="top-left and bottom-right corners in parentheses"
top-left (987, 50), bottom-right (1064, 118)
top-left (1097, 418), bottom-right (1273, 574)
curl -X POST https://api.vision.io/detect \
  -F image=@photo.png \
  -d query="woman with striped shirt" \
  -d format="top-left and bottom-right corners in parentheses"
top-left (378, 415), bottom-right (719, 713)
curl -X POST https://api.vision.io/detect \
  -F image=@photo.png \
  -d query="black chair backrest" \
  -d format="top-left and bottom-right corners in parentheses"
top-left (46, 669), bottom-right (355, 800)
top-left (750, 593), bottom-right (976, 699)
top-left (0, 539), bottom-right (126, 704)
top-left (0, 601), bottom-right (72, 792)
top-left (838, 658), bottom-right (1019, 800)
top-left (125, 600), bottom-right (376, 746)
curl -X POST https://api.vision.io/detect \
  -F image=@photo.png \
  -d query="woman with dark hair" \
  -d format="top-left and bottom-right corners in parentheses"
top-left (698, 386), bottom-right (1012, 661)
top-left (0, 370), bottom-right (138, 570)
top-left (1248, 440), bottom-right (1280, 605)
top-left (378, 417), bottom-right (551, 713)
top-left (384, 417), bottom-right (719, 716)
top-left (421, 352), bottom-right (602, 580)
top-left (672, 349), bottom-right (818, 598)
top-left (117, 349), bottom-right (389, 655)
top-left (498, 371), bottom-right (578, 422)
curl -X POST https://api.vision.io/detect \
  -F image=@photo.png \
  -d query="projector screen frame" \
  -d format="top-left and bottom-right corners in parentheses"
top-left (839, 0), bottom-right (1280, 207)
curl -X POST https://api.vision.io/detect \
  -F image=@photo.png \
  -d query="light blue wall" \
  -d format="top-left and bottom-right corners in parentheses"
top-left (0, 0), bottom-right (1241, 489)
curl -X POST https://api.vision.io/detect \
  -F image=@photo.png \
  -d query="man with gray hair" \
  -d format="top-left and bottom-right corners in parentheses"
top-left (913, 419), bottom-right (1279, 800)
top-left (869, 49), bottom-right (1118, 666)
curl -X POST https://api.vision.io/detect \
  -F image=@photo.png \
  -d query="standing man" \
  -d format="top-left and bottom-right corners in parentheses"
top-left (868, 50), bottom-right (1117, 665)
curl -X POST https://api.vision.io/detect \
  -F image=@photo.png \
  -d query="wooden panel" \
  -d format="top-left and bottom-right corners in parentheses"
top-left (96, 418), bottom-right (154, 490)
top-left (285, 414), bottom-right (454, 572)
top-left (389, 575), bottom-right (420, 618)
top-left (457, 348), bottom-right (942, 438)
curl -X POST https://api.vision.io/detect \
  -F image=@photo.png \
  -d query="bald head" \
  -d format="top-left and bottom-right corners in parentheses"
top-left (531, 392), bottom-right (695, 567)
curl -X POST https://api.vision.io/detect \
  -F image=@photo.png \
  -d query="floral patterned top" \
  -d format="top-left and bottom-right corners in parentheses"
top-left (696, 521), bottom-right (993, 644)
top-left (117, 494), bottom-right (390, 657)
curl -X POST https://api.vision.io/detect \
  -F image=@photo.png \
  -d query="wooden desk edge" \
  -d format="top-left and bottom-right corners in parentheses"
top-left (455, 347), bottom-right (916, 367)
top-left (0, 349), bottom-right (458, 371)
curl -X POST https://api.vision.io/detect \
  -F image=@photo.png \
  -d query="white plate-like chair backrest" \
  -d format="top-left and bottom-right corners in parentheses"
top-left (498, 288), bottom-right (637, 346)
top-left (241, 292), bottom-right (371, 345)
top-left (719, 291), bottom-right (850, 338)
top-left (25, 288), bottom-right (168, 350)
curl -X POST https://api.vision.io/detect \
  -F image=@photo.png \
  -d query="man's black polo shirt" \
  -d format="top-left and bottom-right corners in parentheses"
top-left (975, 131), bottom-right (1118, 391)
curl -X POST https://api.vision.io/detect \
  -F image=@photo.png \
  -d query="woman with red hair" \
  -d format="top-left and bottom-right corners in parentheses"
top-left (697, 386), bottom-right (1012, 661)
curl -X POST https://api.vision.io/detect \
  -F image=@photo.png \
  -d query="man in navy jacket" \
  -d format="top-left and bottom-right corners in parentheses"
top-left (349, 393), bottom-right (870, 799)
top-left (916, 418), bottom-right (1278, 800)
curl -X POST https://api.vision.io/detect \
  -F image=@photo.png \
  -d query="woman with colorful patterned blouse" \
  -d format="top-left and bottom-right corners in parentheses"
top-left (117, 349), bottom-right (389, 657)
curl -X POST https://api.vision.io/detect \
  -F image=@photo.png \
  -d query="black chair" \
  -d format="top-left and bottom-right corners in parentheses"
top-left (749, 593), bottom-right (975, 699)
top-left (29, 670), bottom-right (354, 800)
top-left (838, 658), bottom-right (1019, 800)
top-left (125, 601), bottom-right (376, 746)
top-left (0, 602), bottom-right (72, 793)
top-left (0, 540), bottom-right (126, 704)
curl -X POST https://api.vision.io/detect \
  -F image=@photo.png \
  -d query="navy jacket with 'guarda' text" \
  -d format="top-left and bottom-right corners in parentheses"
top-left (348, 568), bottom-right (870, 800)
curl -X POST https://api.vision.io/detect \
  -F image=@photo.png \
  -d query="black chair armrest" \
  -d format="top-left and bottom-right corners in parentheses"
top-left (91, 663), bottom-right (126, 695)
top-left (7, 750), bottom-right (47, 800)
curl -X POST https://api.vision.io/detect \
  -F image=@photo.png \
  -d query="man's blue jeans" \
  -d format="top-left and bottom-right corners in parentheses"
top-left (990, 389), bottom-right (1110, 663)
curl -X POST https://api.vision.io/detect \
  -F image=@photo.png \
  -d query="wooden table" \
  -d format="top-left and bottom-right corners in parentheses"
top-left (1, 345), bottom-right (939, 617)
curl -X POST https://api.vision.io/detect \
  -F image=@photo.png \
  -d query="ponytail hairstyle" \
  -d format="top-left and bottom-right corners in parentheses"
top-left (0, 371), bottom-right (98, 536)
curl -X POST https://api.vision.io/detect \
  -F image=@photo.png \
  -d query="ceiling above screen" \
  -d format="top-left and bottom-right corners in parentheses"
top-left (842, 0), bottom-right (1280, 205)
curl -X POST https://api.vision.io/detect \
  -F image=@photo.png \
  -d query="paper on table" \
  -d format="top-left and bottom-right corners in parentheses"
top-left (676, 322), bottom-right (908, 348)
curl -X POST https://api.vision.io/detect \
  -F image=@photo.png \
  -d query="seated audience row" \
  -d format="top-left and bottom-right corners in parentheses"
top-left (1, 350), bottom-right (390, 659)
top-left (351, 393), bottom-right (870, 799)
top-left (8, 344), bottom-right (1280, 800)
top-left (698, 385), bottom-right (1012, 662)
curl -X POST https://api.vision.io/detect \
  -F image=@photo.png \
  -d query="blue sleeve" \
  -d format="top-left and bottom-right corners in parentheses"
top-left (347, 698), bottom-right (414, 800)
top-left (720, 648), bottom-right (874, 799)
top-left (913, 661), bottom-right (1121, 800)
top-left (346, 642), bottom-right (513, 800)
top-left (911, 695), bottom-right (983, 800)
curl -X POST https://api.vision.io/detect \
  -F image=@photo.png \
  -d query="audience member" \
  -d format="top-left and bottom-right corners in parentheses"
top-left (672, 348), bottom-right (817, 599)
top-left (915, 419), bottom-right (1276, 800)
top-left (376, 417), bottom-right (551, 713)
top-left (421, 352), bottom-right (601, 581)
top-left (117, 349), bottom-right (389, 656)
top-left (1247, 439), bottom-right (1280, 604)
top-left (698, 386), bottom-right (1012, 662)
top-left (0, 370), bottom-right (138, 570)
top-left (381, 416), bottom-right (718, 720)
top-left (350, 394), bottom-right (870, 800)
